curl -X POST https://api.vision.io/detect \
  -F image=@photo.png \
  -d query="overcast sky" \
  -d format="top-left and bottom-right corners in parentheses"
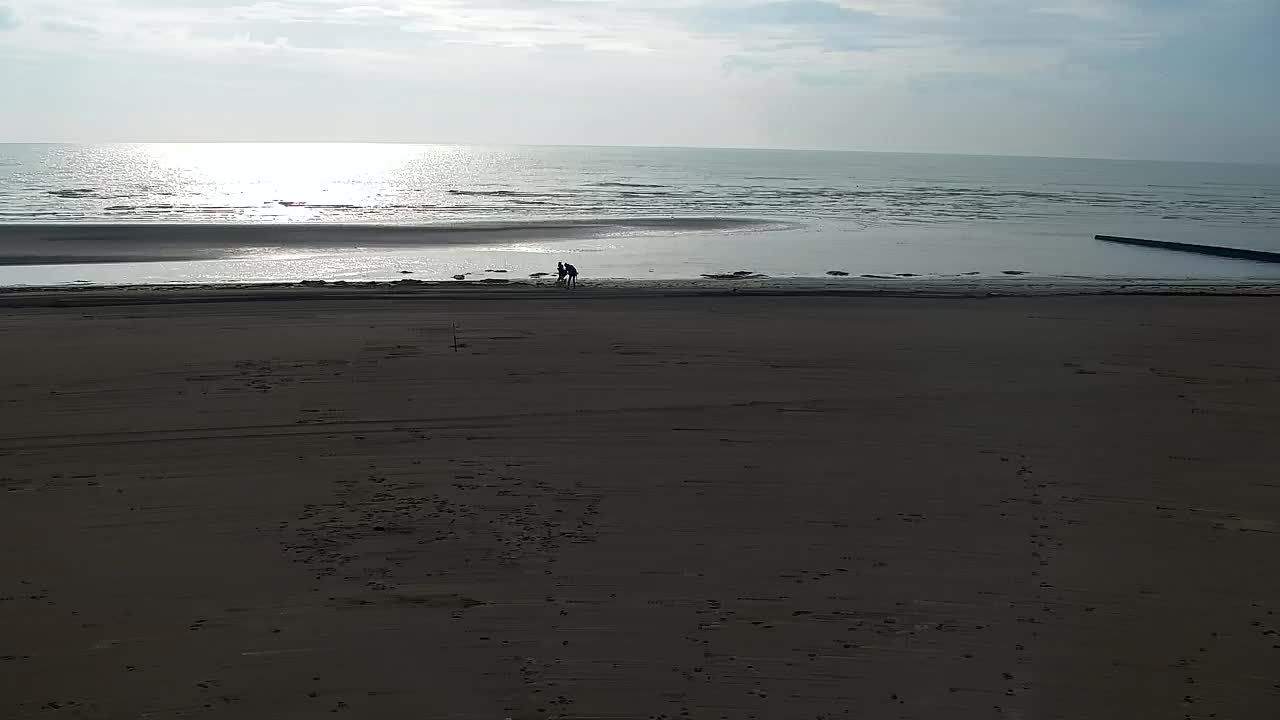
top-left (1, 1), bottom-right (1277, 162)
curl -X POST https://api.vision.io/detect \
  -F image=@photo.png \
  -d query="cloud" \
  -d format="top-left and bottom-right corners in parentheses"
top-left (2, 0), bottom-right (1274, 97)
top-left (0, 5), bottom-right (20, 30)
top-left (40, 19), bottom-right (97, 35)
top-left (698, 0), bottom-right (876, 27)
top-left (2, 0), bottom-right (1274, 160)
top-left (2, 1), bottom-right (1251, 64)
top-left (706, 0), bottom-right (1270, 84)
top-left (0, 1), bottom-right (681, 60)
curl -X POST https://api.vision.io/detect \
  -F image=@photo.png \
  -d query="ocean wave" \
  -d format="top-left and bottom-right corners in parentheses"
top-left (16, 182), bottom-right (1279, 227)
top-left (447, 189), bottom-right (555, 198)
top-left (48, 188), bottom-right (101, 199)
top-left (46, 187), bottom-right (137, 201)
top-left (274, 201), bottom-right (364, 209)
top-left (590, 182), bottom-right (668, 189)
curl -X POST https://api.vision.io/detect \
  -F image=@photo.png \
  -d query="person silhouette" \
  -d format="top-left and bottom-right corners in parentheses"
top-left (556, 262), bottom-right (567, 287)
top-left (565, 262), bottom-right (579, 289)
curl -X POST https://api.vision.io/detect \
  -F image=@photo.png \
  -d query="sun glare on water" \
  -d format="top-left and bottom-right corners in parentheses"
top-left (130, 143), bottom-right (488, 222)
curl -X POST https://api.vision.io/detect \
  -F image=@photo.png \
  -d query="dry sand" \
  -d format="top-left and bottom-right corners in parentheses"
top-left (1, 289), bottom-right (1278, 719)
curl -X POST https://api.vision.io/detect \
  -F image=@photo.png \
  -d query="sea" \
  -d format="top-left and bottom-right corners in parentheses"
top-left (1, 143), bottom-right (1278, 287)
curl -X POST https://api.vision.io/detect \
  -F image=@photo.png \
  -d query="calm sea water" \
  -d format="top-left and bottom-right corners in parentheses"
top-left (1, 143), bottom-right (1278, 285)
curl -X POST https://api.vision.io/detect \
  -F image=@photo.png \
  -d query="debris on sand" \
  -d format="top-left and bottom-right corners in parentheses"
top-left (826, 270), bottom-right (850, 276)
top-left (529, 272), bottom-right (550, 278)
top-left (485, 269), bottom-right (508, 273)
top-left (398, 270), bottom-right (413, 274)
top-left (451, 274), bottom-right (467, 281)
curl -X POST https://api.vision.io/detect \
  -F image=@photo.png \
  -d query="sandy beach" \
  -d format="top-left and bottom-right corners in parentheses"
top-left (2, 286), bottom-right (1278, 719)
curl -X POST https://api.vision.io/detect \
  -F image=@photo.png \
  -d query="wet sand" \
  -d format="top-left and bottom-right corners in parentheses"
top-left (1, 290), bottom-right (1278, 719)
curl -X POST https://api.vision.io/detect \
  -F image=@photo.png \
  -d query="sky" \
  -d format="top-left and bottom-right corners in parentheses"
top-left (0, 0), bottom-right (1277, 162)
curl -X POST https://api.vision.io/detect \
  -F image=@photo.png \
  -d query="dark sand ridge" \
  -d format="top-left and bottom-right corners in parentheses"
top-left (0, 218), bottom-right (780, 265)
top-left (3, 275), bottom-right (1280, 309)
top-left (1, 289), bottom-right (1278, 719)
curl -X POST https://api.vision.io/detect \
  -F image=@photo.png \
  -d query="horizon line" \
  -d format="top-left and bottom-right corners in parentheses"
top-left (0, 140), bottom-right (1275, 168)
